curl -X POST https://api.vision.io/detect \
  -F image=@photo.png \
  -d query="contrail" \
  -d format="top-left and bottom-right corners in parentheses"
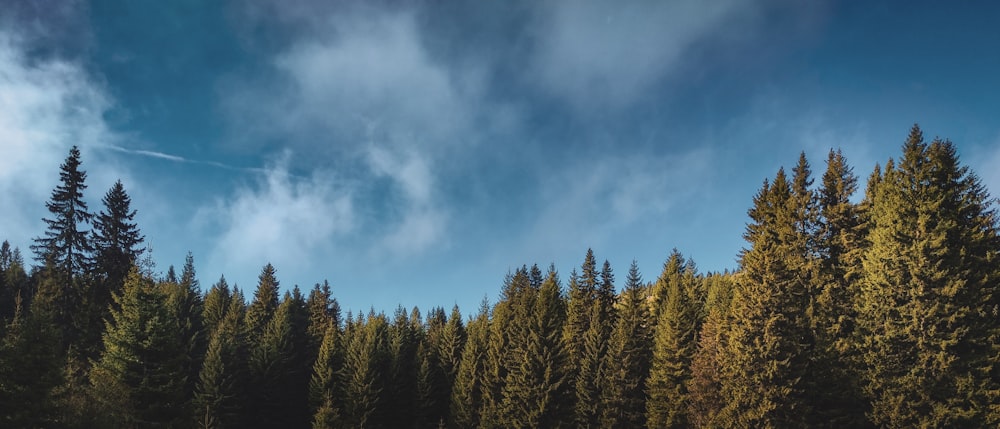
top-left (104, 145), bottom-right (266, 173)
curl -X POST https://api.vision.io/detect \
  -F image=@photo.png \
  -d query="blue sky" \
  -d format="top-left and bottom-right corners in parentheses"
top-left (2, 0), bottom-right (999, 315)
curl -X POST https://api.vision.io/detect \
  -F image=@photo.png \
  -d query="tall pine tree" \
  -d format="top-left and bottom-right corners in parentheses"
top-left (856, 125), bottom-right (1000, 427)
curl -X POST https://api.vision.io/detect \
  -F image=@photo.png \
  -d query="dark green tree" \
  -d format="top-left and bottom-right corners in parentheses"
top-left (90, 267), bottom-right (188, 427)
top-left (647, 257), bottom-right (700, 428)
top-left (718, 168), bottom-right (815, 428)
top-left (202, 276), bottom-right (233, 336)
top-left (686, 273), bottom-right (734, 428)
top-left (92, 180), bottom-right (145, 298)
top-left (245, 263), bottom-right (280, 342)
top-left (856, 126), bottom-right (1000, 427)
top-left (384, 305), bottom-right (420, 427)
top-left (450, 299), bottom-right (490, 428)
top-left (0, 293), bottom-right (63, 426)
top-left (310, 321), bottom-right (345, 429)
top-left (32, 146), bottom-right (93, 279)
top-left (193, 308), bottom-right (245, 429)
top-left (342, 312), bottom-right (390, 428)
top-left (245, 294), bottom-right (298, 428)
top-left (601, 261), bottom-right (651, 428)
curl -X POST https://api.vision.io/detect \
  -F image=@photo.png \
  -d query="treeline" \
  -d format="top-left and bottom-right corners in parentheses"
top-left (1, 124), bottom-right (998, 428)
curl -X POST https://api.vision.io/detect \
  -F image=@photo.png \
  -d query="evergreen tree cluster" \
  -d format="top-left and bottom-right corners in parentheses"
top-left (1, 126), bottom-right (999, 427)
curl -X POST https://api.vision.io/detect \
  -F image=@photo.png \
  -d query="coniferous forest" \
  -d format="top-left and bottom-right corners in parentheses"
top-left (1, 124), bottom-right (998, 428)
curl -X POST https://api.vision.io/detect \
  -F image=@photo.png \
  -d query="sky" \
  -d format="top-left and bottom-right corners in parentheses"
top-left (2, 0), bottom-right (999, 316)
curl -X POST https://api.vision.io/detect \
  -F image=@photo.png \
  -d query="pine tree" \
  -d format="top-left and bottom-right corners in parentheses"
top-left (686, 273), bottom-right (734, 428)
top-left (90, 267), bottom-right (188, 427)
top-left (418, 306), bottom-right (451, 427)
top-left (601, 261), bottom-right (651, 428)
top-left (92, 180), bottom-right (145, 298)
top-left (245, 263), bottom-right (280, 341)
top-left (0, 292), bottom-right (63, 426)
top-left (856, 126), bottom-right (1000, 427)
top-left (384, 305), bottom-right (420, 427)
top-left (647, 257), bottom-right (700, 428)
top-left (170, 252), bottom-right (206, 403)
top-left (307, 281), bottom-right (340, 357)
top-left (194, 309), bottom-right (245, 428)
top-left (438, 305), bottom-right (466, 412)
top-left (451, 299), bottom-right (490, 428)
top-left (479, 271), bottom-right (523, 427)
top-left (718, 168), bottom-right (815, 428)
top-left (32, 146), bottom-right (93, 279)
top-left (286, 286), bottom-right (314, 428)
top-left (245, 294), bottom-right (298, 428)
top-left (310, 321), bottom-right (345, 429)
top-left (812, 149), bottom-right (871, 426)
top-left (342, 312), bottom-right (390, 428)
top-left (0, 242), bottom-right (30, 323)
top-left (202, 276), bottom-right (232, 336)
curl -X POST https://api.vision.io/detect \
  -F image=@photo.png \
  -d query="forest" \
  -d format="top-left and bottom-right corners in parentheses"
top-left (0, 124), bottom-right (998, 428)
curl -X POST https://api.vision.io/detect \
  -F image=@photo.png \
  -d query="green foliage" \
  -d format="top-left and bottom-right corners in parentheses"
top-left (647, 258), bottom-right (700, 428)
top-left (245, 263), bottom-right (280, 341)
top-left (450, 300), bottom-right (490, 428)
top-left (90, 267), bottom-right (188, 428)
top-left (202, 276), bottom-right (232, 337)
top-left (194, 309), bottom-right (245, 428)
top-left (685, 274), bottom-right (733, 428)
top-left (0, 293), bottom-right (63, 427)
top-left (310, 321), bottom-right (344, 428)
top-left (856, 126), bottom-right (1000, 427)
top-left (92, 180), bottom-right (145, 310)
top-left (246, 294), bottom-right (299, 428)
top-left (32, 146), bottom-right (94, 279)
top-left (342, 312), bottom-right (390, 428)
top-left (718, 168), bottom-right (815, 428)
top-left (3, 124), bottom-right (998, 429)
top-left (601, 261), bottom-right (651, 429)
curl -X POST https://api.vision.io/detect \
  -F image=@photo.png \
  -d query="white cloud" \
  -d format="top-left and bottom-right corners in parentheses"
top-left (530, 0), bottom-right (746, 109)
top-left (221, 7), bottom-right (466, 259)
top-left (224, 8), bottom-right (481, 156)
top-left (0, 32), bottom-right (122, 252)
top-left (201, 157), bottom-right (354, 281)
top-left (517, 148), bottom-right (713, 259)
top-left (366, 145), bottom-right (445, 254)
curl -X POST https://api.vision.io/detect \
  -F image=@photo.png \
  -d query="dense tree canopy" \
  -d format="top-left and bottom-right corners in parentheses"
top-left (1, 126), bottom-right (998, 427)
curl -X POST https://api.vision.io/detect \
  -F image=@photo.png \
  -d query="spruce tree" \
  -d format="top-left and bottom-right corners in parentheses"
top-left (0, 292), bottom-right (62, 426)
top-left (450, 299), bottom-right (490, 428)
top-left (307, 281), bottom-right (340, 356)
top-left (601, 261), bottom-right (651, 428)
top-left (686, 273), bottom-right (734, 428)
top-left (245, 263), bottom-right (280, 341)
top-left (92, 180), bottom-right (145, 298)
top-left (856, 126), bottom-right (1000, 427)
top-left (310, 321), bottom-right (345, 429)
top-left (438, 305), bottom-right (466, 412)
top-left (245, 294), bottom-right (298, 428)
top-left (646, 257), bottom-right (700, 428)
top-left (90, 267), bottom-right (188, 427)
top-left (718, 168), bottom-right (815, 428)
top-left (385, 305), bottom-right (420, 427)
top-left (194, 309), bottom-right (245, 428)
top-left (812, 149), bottom-right (871, 426)
top-left (202, 276), bottom-right (232, 336)
top-left (342, 312), bottom-right (390, 428)
top-left (32, 146), bottom-right (93, 279)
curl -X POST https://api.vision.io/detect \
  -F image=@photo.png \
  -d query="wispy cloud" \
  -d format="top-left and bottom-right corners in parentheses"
top-left (0, 31), bottom-right (122, 251)
top-left (200, 155), bottom-right (354, 282)
top-left (529, 0), bottom-right (747, 109)
top-left (103, 144), bottom-right (266, 173)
